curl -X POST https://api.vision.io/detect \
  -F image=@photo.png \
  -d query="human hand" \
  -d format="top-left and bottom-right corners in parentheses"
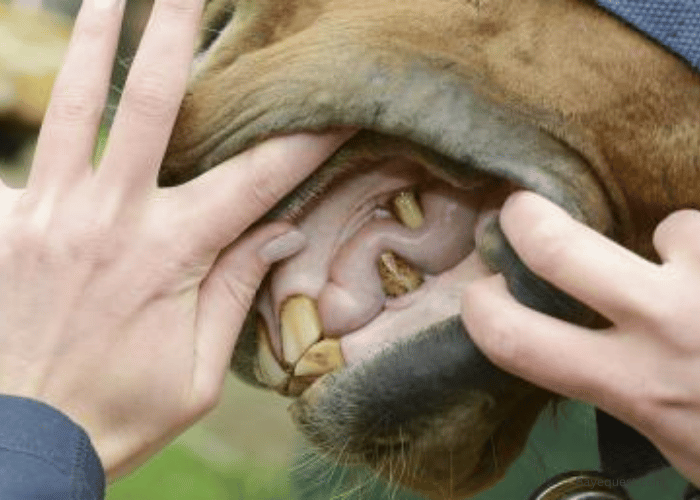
top-left (461, 191), bottom-right (700, 487)
top-left (0, 0), bottom-right (351, 480)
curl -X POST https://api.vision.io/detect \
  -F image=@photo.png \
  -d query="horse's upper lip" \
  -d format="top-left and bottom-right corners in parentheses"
top-left (163, 43), bottom-right (613, 242)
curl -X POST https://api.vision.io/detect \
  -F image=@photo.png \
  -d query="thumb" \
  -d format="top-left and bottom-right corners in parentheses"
top-left (166, 130), bottom-right (355, 255)
top-left (192, 223), bottom-right (306, 402)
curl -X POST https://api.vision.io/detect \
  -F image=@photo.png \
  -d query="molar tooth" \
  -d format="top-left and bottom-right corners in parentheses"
top-left (392, 191), bottom-right (424, 229)
top-left (254, 317), bottom-right (289, 389)
top-left (378, 251), bottom-right (424, 297)
top-left (294, 339), bottom-right (345, 377)
top-left (280, 295), bottom-right (323, 364)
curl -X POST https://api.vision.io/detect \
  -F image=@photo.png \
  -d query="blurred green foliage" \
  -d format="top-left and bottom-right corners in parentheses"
top-left (107, 444), bottom-right (291, 500)
top-left (106, 402), bottom-right (688, 500)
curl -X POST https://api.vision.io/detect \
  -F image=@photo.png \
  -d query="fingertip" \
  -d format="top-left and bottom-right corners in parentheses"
top-left (499, 191), bottom-right (569, 235)
top-left (257, 226), bottom-right (307, 266)
top-left (500, 190), bottom-right (546, 220)
top-left (653, 209), bottom-right (700, 263)
top-left (499, 190), bottom-right (536, 217)
top-left (218, 222), bottom-right (301, 275)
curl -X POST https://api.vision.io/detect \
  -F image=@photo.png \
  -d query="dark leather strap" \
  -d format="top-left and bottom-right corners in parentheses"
top-left (685, 483), bottom-right (700, 500)
top-left (595, 0), bottom-right (700, 71)
top-left (596, 410), bottom-right (669, 480)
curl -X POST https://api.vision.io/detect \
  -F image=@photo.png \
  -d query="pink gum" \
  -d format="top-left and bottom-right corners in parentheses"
top-left (319, 184), bottom-right (481, 336)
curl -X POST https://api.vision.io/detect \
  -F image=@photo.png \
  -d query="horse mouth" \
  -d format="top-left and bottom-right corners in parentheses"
top-left (221, 127), bottom-right (574, 498)
top-left (242, 132), bottom-right (517, 398)
top-left (163, 34), bottom-right (615, 495)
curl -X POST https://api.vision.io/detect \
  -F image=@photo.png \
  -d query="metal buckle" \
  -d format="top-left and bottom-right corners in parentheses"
top-left (528, 471), bottom-right (632, 500)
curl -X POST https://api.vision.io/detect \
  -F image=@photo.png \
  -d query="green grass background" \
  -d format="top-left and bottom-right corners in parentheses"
top-left (106, 445), bottom-right (291, 500)
top-left (107, 400), bottom-right (687, 500)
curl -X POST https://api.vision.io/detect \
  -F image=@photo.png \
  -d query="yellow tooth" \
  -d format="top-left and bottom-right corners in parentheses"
top-left (294, 339), bottom-right (345, 377)
top-left (378, 251), bottom-right (424, 297)
top-left (280, 295), bottom-right (323, 364)
top-left (393, 191), bottom-right (424, 229)
top-left (254, 317), bottom-right (288, 389)
top-left (286, 376), bottom-right (316, 397)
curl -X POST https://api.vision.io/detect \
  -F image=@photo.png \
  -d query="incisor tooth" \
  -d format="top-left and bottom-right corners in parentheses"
top-left (254, 317), bottom-right (288, 388)
top-left (294, 339), bottom-right (345, 377)
top-left (287, 377), bottom-right (316, 397)
top-left (393, 191), bottom-right (424, 229)
top-left (280, 295), bottom-right (323, 364)
top-left (378, 251), bottom-right (423, 297)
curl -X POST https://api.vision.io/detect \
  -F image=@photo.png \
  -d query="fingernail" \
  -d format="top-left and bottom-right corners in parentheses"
top-left (259, 230), bottom-right (307, 265)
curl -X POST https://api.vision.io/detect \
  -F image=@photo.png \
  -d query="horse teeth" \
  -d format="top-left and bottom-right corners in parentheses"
top-left (378, 251), bottom-right (424, 297)
top-left (254, 317), bottom-right (289, 389)
top-left (392, 191), bottom-right (424, 229)
top-left (286, 377), bottom-right (316, 397)
top-left (294, 339), bottom-right (345, 377)
top-left (280, 295), bottom-right (323, 364)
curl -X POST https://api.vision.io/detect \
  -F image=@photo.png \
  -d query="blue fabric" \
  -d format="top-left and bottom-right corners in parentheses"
top-left (595, 0), bottom-right (700, 71)
top-left (0, 395), bottom-right (105, 499)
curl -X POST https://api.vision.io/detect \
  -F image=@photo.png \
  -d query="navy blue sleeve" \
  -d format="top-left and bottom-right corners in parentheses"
top-left (594, 0), bottom-right (700, 71)
top-left (0, 395), bottom-right (105, 499)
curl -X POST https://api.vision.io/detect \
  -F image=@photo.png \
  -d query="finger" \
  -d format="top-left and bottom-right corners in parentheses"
top-left (162, 130), bottom-right (354, 254)
top-left (499, 191), bottom-right (662, 324)
top-left (97, 0), bottom-right (204, 195)
top-left (192, 223), bottom-right (306, 401)
top-left (0, 185), bottom-right (22, 218)
top-left (28, 0), bottom-right (125, 191)
top-left (461, 274), bottom-right (634, 410)
top-left (653, 209), bottom-right (700, 267)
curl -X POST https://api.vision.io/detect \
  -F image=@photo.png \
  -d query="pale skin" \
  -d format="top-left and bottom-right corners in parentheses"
top-left (0, 0), bottom-right (351, 481)
top-left (462, 191), bottom-right (700, 487)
